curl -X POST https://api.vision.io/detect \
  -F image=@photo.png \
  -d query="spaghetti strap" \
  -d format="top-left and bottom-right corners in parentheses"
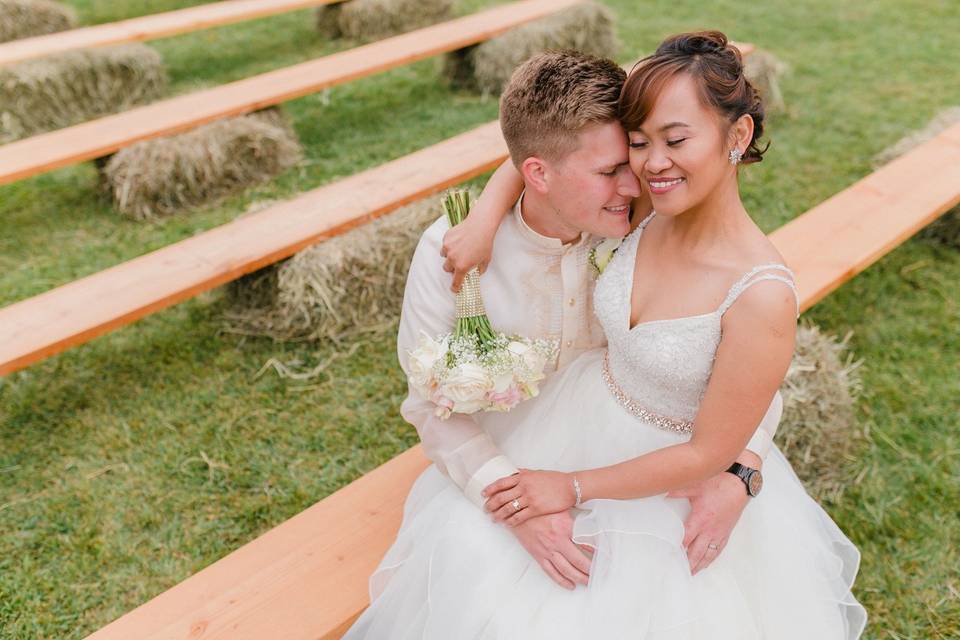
top-left (717, 263), bottom-right (800, 317)
top-left (636, 210), bottom-right (656, 230)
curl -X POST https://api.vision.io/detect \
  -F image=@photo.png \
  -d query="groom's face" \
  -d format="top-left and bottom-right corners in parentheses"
top-left (542, 121), bottom-right (641, 239)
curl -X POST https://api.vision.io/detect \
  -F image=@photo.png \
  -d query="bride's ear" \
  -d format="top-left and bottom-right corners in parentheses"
top-left (728, 113), bottom-right (754, 158)
top-left (520, 156), bottom-right (550, 194)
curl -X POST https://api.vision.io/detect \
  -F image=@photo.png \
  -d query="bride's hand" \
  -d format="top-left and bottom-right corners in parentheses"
top-left (441, 213), bottom-right (495, 293)
top-left (482, 469), bottom-right (577, 527)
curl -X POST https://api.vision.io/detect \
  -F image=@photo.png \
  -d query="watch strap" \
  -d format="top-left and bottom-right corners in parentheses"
top-left (726, 462), bottom-right (757, 496)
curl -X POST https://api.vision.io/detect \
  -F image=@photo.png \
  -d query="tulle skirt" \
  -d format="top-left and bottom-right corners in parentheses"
top-left (344, 349), bottom-right (867, 639)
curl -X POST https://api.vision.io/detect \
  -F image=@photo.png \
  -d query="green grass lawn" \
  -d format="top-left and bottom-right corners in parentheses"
top-left (2, 0), bottom-right (959, 637)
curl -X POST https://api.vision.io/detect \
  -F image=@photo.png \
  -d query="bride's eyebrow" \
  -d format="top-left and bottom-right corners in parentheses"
top-left (659, 122), bottom-right (691, 132)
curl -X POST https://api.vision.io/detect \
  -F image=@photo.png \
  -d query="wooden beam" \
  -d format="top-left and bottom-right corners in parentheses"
top-left (772, 122), bottom-right (960, 313)
top-left (0, 0), bottom-right (342, 67)
top-left (82, 445), bottom-right (431, 640)
top-left (0, 0), bottom-right (580, 186)
top-left (0, 121), bottom-right (508, 376)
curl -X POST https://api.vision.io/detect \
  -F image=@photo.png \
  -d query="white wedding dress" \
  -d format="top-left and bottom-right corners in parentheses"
top-left (344, 213), bottom-right (867, 639)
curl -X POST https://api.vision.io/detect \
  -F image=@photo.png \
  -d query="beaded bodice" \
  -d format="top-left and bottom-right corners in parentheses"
top-left (593, 213), bottom-right (798, 429)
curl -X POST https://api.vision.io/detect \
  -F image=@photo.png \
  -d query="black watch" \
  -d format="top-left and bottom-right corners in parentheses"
top-left (726, 462), bottom-right (763, 497)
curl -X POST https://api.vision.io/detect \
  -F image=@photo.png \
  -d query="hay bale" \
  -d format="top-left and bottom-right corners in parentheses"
top-left (743, 48), bottom-right (788, 114)
top-left (0, 0), bottom-right (76, 43)
top-left (447, 2), bottom-right (619, 94)
top-left (101, 108), bottom-right (302, 220)
top-left (918, 208), bottom-right (960, 248)
top-left (873, 106), bottom-right (960, 167)
top-left (224, 193), bottom-right (458, 342)
top-left (873, 107), bottom-right (960, 248)
top-left (314, 1), bottom-right (344, 38)
top-left (777, 324), bottom-right (863, 502)
top-left (315, 0), bottom-right (453, 41)
top-left (0, 43), bottom-right (167, 143)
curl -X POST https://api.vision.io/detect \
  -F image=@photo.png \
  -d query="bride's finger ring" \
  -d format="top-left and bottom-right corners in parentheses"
top-left (511, 498), bottom-right (521, 511)
top-left (707, 543), bottom-right (719, 550)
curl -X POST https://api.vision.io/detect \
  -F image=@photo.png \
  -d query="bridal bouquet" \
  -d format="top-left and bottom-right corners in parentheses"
top-left (407, 190), bottom-right (557, 420)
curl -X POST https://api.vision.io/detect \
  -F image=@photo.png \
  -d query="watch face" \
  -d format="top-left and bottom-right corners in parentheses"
top-left (747, 471), bottom-right (763, 496)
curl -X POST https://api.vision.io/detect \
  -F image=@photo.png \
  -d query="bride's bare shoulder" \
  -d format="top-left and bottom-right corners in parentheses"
top-left (735, 219), bottom-right (790, 270)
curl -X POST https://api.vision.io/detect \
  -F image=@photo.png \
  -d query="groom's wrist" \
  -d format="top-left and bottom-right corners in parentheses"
top-left (464, 456), bottom-right (519, 509)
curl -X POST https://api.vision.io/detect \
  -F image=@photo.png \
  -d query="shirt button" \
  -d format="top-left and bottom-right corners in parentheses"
top-left (565, 340), bottom-right (573, 348)
top-left (568, 298), bottom-right (576, 306)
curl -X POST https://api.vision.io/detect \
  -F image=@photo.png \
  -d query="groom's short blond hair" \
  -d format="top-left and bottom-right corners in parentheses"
top-left (500, 50), bottom-right (626, 166)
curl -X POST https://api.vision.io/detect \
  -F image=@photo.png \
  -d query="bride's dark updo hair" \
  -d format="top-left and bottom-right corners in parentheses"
top-left (620, 30), bottom-right (767, 164)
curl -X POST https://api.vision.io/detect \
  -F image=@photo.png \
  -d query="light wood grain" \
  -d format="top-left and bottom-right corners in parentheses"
top-left (0, 121), bottom-right (508, 376)
top-left (82, 445), bottom-right (431, 640)
top-left (772, 122), bottom-right (960, 312)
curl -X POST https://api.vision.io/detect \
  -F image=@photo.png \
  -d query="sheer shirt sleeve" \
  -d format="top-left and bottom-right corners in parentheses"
top-left (397, 219), bottom-right (519, 509)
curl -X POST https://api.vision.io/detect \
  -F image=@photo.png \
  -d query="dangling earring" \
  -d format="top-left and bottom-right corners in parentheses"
top-left (728, 148), bottom-right (743, 165)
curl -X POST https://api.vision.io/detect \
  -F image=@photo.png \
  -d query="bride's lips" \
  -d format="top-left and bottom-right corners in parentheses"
top-left (647, 176), bottom-right (685, 195)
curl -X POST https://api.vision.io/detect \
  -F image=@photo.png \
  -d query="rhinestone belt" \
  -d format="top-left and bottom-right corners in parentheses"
top-left (601, 351), bottom-right (694, 434)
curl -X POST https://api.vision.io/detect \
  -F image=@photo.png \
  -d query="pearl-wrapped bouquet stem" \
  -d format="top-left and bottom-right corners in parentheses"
top-left (405, 190), bottom-right (557, 419)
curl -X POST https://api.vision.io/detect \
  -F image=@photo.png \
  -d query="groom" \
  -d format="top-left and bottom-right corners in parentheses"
top-left (397, 51), bottom-right (780, 589)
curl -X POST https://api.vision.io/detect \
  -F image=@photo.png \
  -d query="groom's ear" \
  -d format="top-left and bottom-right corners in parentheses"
top-left (520, 156), bottom-right (550, 194)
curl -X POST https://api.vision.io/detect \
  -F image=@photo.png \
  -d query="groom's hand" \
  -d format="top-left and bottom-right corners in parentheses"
top-left (668, 471), bottom-right (750, 576)
top-left (509, 511), bottom-right (593, 590)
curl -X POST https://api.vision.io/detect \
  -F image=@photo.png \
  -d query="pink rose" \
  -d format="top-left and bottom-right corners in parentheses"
top-left (486, 385), bottom-right (525, 411)
top-left (432, 393), bottom-right (455, 419)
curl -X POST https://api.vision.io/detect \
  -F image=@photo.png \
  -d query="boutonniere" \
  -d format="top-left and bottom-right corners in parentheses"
top-left (588, 237), bottom-right (623, 275)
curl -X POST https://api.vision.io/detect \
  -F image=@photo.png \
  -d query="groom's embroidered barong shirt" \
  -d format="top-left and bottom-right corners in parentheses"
top-left (398, 199), bottom-right (780, 509)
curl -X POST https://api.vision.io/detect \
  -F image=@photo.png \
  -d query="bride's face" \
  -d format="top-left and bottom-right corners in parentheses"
top-left (626, 73), bottom-right (736, 217)
top-left (539, 121), bottom-right (641, 239)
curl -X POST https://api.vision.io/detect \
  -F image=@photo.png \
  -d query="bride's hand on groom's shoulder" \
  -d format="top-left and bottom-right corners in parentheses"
top-left (441, 214), bottom-right (495, 293)
top-left (482, 469), bottom-right (576, 527)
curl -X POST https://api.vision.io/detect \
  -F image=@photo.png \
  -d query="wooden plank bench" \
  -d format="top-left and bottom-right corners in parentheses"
top-left (0, 0), bottom-right (342, 67)
top-left (78, 119), bottom-right (960, 640)
top-left (772, 123), bottom-right (960, 310)
top-left (84, 446), bottom-right (430, 640)
top-left (0, 0), bottom-right (580, 186)
top-left (0, 121), bottom-right (509, 377)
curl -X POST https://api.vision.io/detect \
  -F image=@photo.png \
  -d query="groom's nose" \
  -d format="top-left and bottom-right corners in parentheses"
top-left (617, 165), bottom-right (642, 198)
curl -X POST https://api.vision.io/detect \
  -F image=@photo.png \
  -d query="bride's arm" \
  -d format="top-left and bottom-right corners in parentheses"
top-left (441, 159), bottom-right (523, 291)
top-left (482, 280), bottom-right (797, 524)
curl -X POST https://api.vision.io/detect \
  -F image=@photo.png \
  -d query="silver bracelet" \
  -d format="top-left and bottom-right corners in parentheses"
top-left (572, 475), bottom-right (582, 507)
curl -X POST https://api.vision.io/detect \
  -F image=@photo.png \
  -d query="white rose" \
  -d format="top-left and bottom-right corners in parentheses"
top-left (507, 339), bottom-right (547, 375)
top-left (440, 362), bottom-right (493, 414)
top-left (407, 332), bottom-right (447, 387)
top-left (521, 347), bottom-right (548, 376)
top-left (490, 371), bottom-right (514, 394)
top-left (507, 341), bottom-right (530, 356)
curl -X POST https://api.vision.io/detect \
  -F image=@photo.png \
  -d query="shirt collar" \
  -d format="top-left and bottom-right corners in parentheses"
top-left (511, 191), bottom-right (591, 252)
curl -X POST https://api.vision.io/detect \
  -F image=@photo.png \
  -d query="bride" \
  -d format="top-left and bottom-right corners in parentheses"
top-left (345, 31), bottom-right (866, 638)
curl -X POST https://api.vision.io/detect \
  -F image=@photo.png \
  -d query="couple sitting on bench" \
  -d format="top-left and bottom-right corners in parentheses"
top-left (345, 31), bottom-right (866, 639)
